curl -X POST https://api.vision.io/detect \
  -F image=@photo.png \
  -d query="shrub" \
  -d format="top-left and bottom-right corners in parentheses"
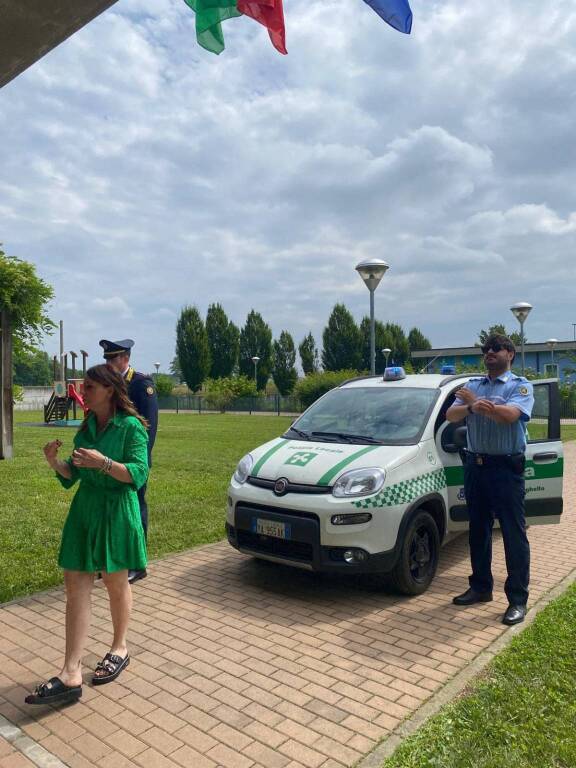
top-left (13, 384), bottom-right (23, 403)
top-left (295, 370), bottom-right (361, 409)
top-left (154, 374), bottom-right (175, 398)
top-left (203, 375), bottom-right (257, 412)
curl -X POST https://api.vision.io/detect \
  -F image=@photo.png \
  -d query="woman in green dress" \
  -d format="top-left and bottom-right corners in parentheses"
top-left (25, 364), bottom-right (149, 705)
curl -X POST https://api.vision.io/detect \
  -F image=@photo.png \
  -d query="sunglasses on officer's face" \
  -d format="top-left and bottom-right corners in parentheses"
top-left (481, 343), bottom-right (511, 354)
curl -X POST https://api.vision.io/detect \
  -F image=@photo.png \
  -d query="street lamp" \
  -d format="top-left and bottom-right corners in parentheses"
top-left (546, 339), bottom-right (558, 365)
top-left (510, 301), bottom-right (532, 376)
top-left (154, 362), bottom-right (161, 375)
top-left (382, 348), bottom-right (392, 370)
top-left (251, 356), bottom-right (260, 386)
top-left (355, 258), bottom-right (390, 375)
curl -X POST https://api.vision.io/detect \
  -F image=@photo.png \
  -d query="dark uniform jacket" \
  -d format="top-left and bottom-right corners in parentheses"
top-left (125, 367), bottom-right (158, 466)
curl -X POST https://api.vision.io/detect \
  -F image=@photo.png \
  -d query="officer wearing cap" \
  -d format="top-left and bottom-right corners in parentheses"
top-left (446, 333), bottom-right (534, 626)
top-left (99, 339), bottom-right (158, 584)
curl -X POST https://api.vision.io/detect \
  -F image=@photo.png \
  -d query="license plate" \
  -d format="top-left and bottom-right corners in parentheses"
top-left (252, 518), bottom-right (291, 540)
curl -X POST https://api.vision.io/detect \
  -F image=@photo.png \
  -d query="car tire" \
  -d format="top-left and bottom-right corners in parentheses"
top-left (388, 509), bottom-right (440, 596)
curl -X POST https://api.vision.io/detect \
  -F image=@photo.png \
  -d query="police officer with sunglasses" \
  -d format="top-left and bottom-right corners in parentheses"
top-left (446, 333), bottom-right (534, 625)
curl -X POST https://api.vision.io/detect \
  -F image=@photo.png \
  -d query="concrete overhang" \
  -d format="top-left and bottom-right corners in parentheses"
top-left (0, 0), bottom-right (119, 89)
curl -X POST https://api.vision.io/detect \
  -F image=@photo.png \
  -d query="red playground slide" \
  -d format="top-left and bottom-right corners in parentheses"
top-left (68, 383), bottom-right (88, 412)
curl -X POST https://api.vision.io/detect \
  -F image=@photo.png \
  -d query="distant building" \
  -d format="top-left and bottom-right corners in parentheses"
top-left (411, 340), bottom-right (576, 380)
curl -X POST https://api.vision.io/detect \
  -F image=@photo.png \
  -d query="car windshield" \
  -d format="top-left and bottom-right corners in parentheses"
top-left (286, 387), bottom-right (439, 445)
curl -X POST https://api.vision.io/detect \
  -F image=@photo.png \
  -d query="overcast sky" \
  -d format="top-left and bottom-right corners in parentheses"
top-left (2, 0), bottom-right (576, 372)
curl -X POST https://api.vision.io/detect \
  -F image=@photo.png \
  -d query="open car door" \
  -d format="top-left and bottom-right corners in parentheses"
top-left (524, 379), bottom-right (563, 524)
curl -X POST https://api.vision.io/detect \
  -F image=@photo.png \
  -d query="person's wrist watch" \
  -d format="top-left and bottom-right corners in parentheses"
top-left (467, 404), bottom-right (474, 414)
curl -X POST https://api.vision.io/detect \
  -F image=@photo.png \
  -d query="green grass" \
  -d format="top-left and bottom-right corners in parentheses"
top-left (0, 411), bottom-right (291, 603)
top-left (1, 413), bottom-right (573, 604)
top-left (382, 582), bottom-right (576, 768)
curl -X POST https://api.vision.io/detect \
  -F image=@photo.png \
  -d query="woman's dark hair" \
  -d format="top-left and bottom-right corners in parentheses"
top-left (80, 364), bottom-right (149, 430)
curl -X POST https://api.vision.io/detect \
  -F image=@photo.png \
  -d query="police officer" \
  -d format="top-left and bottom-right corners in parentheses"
top-left (99, 339), bottom-right (158, 584)
top-left (446, 333), bottom-right (534, 625)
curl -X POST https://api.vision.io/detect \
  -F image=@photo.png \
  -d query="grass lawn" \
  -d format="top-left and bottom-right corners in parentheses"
top-left (0, 411), bottom-right (291, 603)
top-left (382, 581), bottom-right (576, 768)
top-left (1, 413), bottom-right (573, 605)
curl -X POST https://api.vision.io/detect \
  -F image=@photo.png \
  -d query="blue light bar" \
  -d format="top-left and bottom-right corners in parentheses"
top-left (441, 365), bottom-right (456, 375)
top-left (383, 366), bottom-right (406, 381)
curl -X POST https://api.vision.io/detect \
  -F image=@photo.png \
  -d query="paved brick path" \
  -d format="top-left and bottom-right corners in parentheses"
top-left (1, 443), bottom-right (574, 768)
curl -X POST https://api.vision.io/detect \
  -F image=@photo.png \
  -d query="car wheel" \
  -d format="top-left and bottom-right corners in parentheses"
top-left (388, 509), bottom-right (440, 596)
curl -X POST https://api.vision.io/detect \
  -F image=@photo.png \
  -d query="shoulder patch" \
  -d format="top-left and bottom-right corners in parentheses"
top-left (146, 386), bottom-right (155, 395)
top-left (519, 386), bottom-right (529, 395)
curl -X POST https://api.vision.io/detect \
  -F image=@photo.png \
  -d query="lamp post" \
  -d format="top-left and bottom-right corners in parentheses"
top-left (355, 259), bottom-right (390, 375)
top-left (154, 362), bottom-right (160, 375)
top-left (546, 338), bottom-right (558, 365)
top-left (382, 347), bottom-right (391, 371)
top-left (510, 302), bottom-right (532, 376)
top-left (251, 356), bottom-right (260, 387)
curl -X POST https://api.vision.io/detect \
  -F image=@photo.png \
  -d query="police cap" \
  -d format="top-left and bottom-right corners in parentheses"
top-left (99, 339), bottom-right (135, 359)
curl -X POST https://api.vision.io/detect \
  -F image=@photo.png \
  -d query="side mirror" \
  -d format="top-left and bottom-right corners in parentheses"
top-left (441, 422), bottom-right (467, 453)
top-left (452, 425), bottom-right (467, 449)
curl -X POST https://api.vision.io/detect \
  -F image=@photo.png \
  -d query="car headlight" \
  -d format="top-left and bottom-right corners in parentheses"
top-left (332, 468), bottom-right (385, 498)
top-left (233, 453), bottom-right (253, 484)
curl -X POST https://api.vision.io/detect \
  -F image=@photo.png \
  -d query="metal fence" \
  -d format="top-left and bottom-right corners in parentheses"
top-left (157, 394), bottom-right (302, 415)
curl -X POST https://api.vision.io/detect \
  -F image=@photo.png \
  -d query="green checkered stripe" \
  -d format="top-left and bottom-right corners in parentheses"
top-left (352, 468), bottom-right (447, 509)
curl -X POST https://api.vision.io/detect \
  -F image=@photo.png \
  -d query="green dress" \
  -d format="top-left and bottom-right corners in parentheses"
top-left (57, 412), bottom-right (149, 573)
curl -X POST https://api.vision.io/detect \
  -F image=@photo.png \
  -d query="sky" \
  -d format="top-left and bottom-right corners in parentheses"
top-left (2, 0), bottom-right (576, 373)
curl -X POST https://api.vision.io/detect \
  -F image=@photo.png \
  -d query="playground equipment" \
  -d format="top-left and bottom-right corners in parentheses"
top-left (44, 321), bottom-right (89, 423)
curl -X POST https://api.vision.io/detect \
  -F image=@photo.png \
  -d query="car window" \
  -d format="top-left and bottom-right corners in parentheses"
top-left (291, 387), bottom-right (438, 445)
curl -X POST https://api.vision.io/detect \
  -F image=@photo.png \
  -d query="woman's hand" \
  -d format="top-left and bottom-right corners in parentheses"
top-left (43, 440), bottom-right (62, 465)
top-left (71, 448), bottom-right (106, 469)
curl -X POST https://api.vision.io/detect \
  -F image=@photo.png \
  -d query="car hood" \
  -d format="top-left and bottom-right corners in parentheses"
top-left (248, 437), bottom-right (419, 487)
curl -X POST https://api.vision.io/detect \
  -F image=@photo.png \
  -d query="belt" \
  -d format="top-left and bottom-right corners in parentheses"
top-left (463, 451), bottom-right (524, 467)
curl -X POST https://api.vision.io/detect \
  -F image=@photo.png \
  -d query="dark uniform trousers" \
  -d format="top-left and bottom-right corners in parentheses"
top-left (464, 457), bottom-right (530, 606)
top-left (137, 484), bottom-right (149, 540)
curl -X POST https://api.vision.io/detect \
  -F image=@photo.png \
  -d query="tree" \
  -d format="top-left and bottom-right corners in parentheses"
top-left (272, 331), bottom-right (298, 395)
top-left (175, 306), bottom-right (211, 392)
top-left (1, 246), bottom-right (55, 459)
top-left (153, 374), bottom-right (174, 398)
top-left (408, 327), bottom-right (432, 352)
top-left (478, 324), bottom-right (522, 346)
top-left (382, 323), bottom-right (410, 366)
top-left (0, 247), bottom-right (55, 353)
top-left (322, 304), bottom-right (362, 372)
top-left (299, 332), bottom-right (319, 375)
top-left (13, 347), bottom-right (52, 385)
top-left (360, 317), bottom-right (390, 373)
top-left (169, 355), bottom-right (182, 382)
top-left (238, 310), bottom-right (273, 391)
top-left (206, 303), bottom-right (239, 379)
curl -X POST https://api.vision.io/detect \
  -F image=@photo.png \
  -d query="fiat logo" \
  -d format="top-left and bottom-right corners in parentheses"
top-left (274, 478), bottom-right (289, 496)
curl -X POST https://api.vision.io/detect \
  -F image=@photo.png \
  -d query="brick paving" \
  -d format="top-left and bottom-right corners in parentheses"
top-left (1, 443), bottom-right (574, 768)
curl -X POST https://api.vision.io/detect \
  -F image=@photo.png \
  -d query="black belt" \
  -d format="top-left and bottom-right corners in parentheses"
top-left (463, 450), bottom-right (525, 469)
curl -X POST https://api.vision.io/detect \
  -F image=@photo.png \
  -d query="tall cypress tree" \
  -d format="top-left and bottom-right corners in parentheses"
top-left (299, 332), bottom-right (319, 375)
top-left (272, 331), bottom-right (298, 395)
top-left (238, 310), bottom-right (273, 391)
top-left (322, 304), bottom-right (362, 372)
top-left (360, 317), bottom-right (390, 374)
top-left (206, 303), bottom-right (239, 378)
top-left (175, 306), bottom-right (211, 392)
top-left (407, 327), bottom-right (432, 352)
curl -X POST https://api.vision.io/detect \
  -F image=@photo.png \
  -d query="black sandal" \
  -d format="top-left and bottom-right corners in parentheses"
top-left (25, 677), bottom-right (82, 705)
top-left (92, 652), bottom-right (130, 685)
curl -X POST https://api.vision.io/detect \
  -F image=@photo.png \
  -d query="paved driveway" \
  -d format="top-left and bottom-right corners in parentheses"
top-left (1, 443), bottom-right (575, 768)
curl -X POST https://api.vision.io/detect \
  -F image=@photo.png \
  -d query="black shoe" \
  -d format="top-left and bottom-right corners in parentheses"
top-left (452, 588), bottom-right (493, 606)
top-left (128, 569), bottom-right (147, 584)
top-left (502, 604), bottom-right (527, 625)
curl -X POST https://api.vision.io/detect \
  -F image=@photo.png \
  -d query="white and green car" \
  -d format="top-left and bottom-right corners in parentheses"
top-left (226, 370), bottom-right (563, 595)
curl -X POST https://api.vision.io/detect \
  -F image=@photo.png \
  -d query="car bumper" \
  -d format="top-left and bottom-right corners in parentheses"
top-left (226, 503), bottom-right (398, 574)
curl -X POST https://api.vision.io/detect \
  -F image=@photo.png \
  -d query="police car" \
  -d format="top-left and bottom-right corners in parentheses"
top-left (226, 369), bottom-right (563, 594)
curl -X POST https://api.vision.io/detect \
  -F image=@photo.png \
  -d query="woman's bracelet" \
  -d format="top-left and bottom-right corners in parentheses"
top-left (100, 456), bottom-right (113, 474)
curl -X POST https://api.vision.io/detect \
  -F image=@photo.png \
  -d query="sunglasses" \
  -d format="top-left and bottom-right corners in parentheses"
top-left (481, 343), bottom-right (511, 354)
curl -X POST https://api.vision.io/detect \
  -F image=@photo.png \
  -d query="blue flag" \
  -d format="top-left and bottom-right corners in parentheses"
top-left (362, 0), bottom-right (413, 34)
